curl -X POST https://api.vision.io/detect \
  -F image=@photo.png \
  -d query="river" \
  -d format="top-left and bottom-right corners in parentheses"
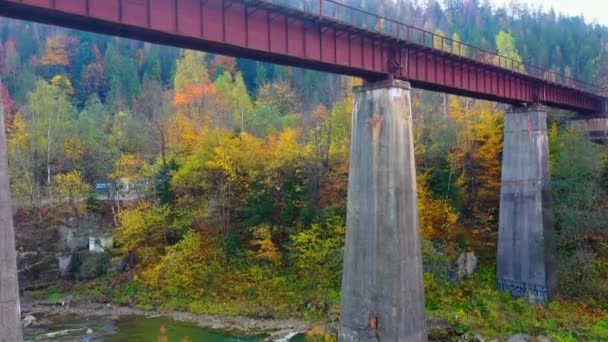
top-left (23, 314), bottom-right (309, 341)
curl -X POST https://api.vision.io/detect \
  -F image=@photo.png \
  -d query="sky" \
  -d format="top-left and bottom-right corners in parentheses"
top-left (490, 0), bottom-right (608, 26)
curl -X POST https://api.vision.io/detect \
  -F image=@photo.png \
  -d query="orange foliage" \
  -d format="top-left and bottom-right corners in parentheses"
top-left (174, 83), bottom-right (216, 106)
top-left (209, 55), bottom-right (237, 78)
top-left (38, 35), bottom-right (76, 66)
top-left (249, 225), bottom-right (280, 264)
top-left (1, 83), bottom-right (15, 129)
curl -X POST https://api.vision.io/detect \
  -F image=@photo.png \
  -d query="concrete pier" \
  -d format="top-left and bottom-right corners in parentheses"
top-left (0, 85), bottom-right (22, 341)
top-left (339, 80), bottom-right (427, 342)
top-left (496, 105), bottom-right (556, 304)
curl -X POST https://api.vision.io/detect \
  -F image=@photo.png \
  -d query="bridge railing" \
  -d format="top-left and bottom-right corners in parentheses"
top-left (261, 0), bottom-right (604, 96)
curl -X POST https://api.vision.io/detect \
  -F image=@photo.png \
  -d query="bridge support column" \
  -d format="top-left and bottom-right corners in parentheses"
top-left (339, 80), bottom-right (426, 342)
top-left (497, 104), bottom-right (556, 304)
top-left (0, 85), bottom-right (22, 341)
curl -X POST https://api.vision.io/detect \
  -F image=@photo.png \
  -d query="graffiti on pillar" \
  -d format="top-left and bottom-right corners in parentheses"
top-left (496, 279), bottom-right (548, 303)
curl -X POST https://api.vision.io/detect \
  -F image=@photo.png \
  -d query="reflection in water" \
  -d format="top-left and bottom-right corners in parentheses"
top-left (107, 316), bottom-right (266, 342)
top-left (158, 325), bottom-right (191, 342)
top-left (24, 314), bottom-right (283, 341)
top-left (159, 325), bottom-right (168, 342)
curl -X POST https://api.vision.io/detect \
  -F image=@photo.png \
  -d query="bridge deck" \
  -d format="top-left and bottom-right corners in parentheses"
top-left (0, 0), bottom-right (605, 113)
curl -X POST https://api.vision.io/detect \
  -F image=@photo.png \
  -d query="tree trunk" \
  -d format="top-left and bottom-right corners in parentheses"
top-left (46, 90), bottom-right (53, 200)
top-left (325, 107), bottom-right (332, 168)
top-left (241, 108), bottom-right (244, 133)
top-left (0, 80), bottom-right (23, 341)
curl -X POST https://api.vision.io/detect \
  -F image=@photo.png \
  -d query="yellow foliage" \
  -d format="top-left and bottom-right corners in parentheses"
top-left (53, 171), bottom-right (91, 216)
top-left (549, 121), bottom-right (559, 166)
top-left (417, 172), bottom-right (459, 241)
top-left (472, 102), bottom-right (503, 227)
top-left (110, 153), bottom-right (149, 182)
top-left (274, 128), bottom-right (302, 166)
top-left (140, 230), bottom-right (206, 296)
top-left (256, 82), bottom-right (300, 115)
top-left (63, 136), bottom-right (86, 163)
top-left (306, 324), bottom-right (337, 342)
top-left (50, 75), bottom-right (74, 97)
top-left (449, 98), bottom-right (504, 230)
top-left (8, 113), bottom-right (27, 155)
top-left (53, 170), bottom-right (90, 201)
top-left (169, 112), bottom-right (201, 154)
top-left (115, 203), bottom-right (170, 263)
top-left (206, 132), bottom-right (271, 182)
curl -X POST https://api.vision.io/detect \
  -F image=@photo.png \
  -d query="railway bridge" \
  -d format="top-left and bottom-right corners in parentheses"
top-left (0, 0), bottom-right (606, 341)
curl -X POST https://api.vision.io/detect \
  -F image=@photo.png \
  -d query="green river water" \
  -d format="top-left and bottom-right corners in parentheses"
top-left (23, 315), bottom-right (308, 342)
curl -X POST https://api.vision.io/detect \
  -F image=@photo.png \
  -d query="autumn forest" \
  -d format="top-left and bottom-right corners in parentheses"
top-left (2, 0), bottom-right (608, 340)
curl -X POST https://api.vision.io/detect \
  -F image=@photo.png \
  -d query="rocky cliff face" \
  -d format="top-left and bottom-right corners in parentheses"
top-left (14, 209), bottom-right (114, 290)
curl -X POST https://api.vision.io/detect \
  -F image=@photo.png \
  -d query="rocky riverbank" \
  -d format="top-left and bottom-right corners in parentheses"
top-left (21, 298), bottom-right (557, 342)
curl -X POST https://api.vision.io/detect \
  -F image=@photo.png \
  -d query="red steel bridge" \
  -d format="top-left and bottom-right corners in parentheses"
top-left (0, 0), bottom-right (606, 113)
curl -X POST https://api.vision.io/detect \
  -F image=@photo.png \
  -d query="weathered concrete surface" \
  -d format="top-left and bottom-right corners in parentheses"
top-left (0, 84), bottom-right (23, 341)
top-left (496, 105), bottom-right (556, 303)
top-left (339, 80), bottom-right (426, 342)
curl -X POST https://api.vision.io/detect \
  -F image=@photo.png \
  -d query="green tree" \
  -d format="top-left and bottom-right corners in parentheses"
top-left (232, 72), bottom-right (253, 133)
top-left (495, 31), bottom-right (525, 72)
top-left (103, 41), bottom-right (140, 108)
top-left (26, 79), bottom-right (74, 196)
top-left (551, 127), bottom-right (608, 299)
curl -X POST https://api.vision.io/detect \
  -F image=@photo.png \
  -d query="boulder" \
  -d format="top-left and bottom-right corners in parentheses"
top-left (456, 251), bottom-right (478, 279)
top-left (473, 333), bottom-right (485, 342)
top-left (109, 256), bottom-right (126, 273)
top-left (427, 317), bottom-right (455, 341)
top-left (507, 333), bottom-right (532, 342)
top-left (536, 336), bottom-right (552, 342)
top-left (22, 314), bottom-right (36, 327)
top-left (457, 333), bottom-right (471, 342)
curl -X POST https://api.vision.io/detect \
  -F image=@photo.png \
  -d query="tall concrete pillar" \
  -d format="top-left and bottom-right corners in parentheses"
top-left (496, 104), bottom-right (556, 304)
top-left (0, 83), bottom-right (22, 341)
top-left (0, 83), bottom-right (23, 342)
top-left (339, 80), bottom-right (426, 342)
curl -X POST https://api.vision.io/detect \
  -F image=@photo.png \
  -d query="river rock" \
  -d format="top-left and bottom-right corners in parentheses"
top-left (109, 256), bottom-right (126, 273)
top-left (87, 328), bottom-right (94, 334)
top-left (427, 317), bottom-right (454, 341)
top-left (507, 333), bottom-right (532, 342)
top-left (22, 314), bottom-right (36, 327)
top-left (457, 333), bottom-right (471, 342)
top-left (457, 251), bottom-right (478, 279)
top-left (61, 295), bottom-right (73, 307)
top-left (536, 336), bottom-right (552, 342)
top-left (473, 333), bottom-right (485, 342)
top-left (256, 308), bottom-right (275, 319)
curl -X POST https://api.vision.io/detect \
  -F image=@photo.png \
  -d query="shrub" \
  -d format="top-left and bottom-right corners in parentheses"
top-left (68, 251), bottom-right (109, 280)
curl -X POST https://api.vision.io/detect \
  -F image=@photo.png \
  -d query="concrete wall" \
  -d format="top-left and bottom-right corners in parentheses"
top-left (496, 105), bottom-right (556, 303)
top-left (339, 80), bottom-right (427, 342)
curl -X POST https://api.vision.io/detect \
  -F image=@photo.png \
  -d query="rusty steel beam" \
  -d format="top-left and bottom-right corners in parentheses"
top-left (0, 0), bottom-right (605, 113)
